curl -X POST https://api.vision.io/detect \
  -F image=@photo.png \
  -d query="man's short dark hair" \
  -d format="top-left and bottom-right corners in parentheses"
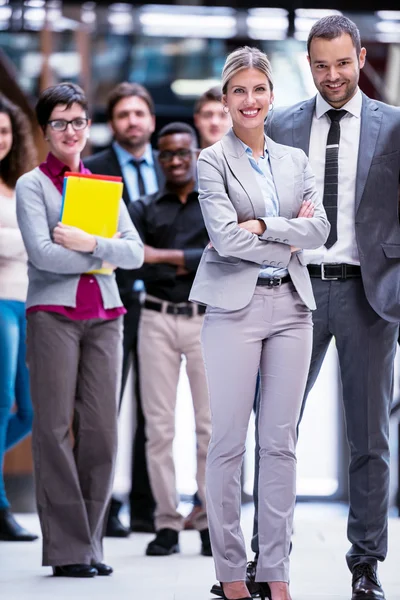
top-left (194, 86), bottom-right (223, 114)
top-left (307, 15), bottom-right (362, 57)
top-left (157, 122), bottom-right (197, 146)
top-left (106, 82), bottom-right (155, 121)
top-left (36, 82), bottom-right (88, 131)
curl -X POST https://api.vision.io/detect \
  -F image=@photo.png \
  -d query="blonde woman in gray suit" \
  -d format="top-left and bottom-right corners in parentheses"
top-left (190, 47), bottom-right (329, 600)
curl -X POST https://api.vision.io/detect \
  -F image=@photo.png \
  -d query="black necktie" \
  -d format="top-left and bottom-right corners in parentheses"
top-left (131, 158), bottom-right (146, 198)
top-left (323, 109), bottom-right (347, 249)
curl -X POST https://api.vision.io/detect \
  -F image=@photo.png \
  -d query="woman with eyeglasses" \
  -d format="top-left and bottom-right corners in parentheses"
top-left (0, 95), bottom-right (37, 542)
top-left (15, 83), bottom-right (144, 578)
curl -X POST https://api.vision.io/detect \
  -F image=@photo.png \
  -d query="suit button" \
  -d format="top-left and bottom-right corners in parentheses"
top-left (270, 261), bottom-right (276, 266)
top-left (267, 236), bottom-right (273, 241)
top-left (277, 262), bottom-right (282, 266)
top-left (283, 239), bottom-right (288, 243)
top-left (275, 238), bottom-right (280, 242)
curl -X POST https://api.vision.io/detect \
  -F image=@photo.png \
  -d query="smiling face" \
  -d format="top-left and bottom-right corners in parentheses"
top-left (110, 95), bottom-right (155, 154)
top-left (158, 133), bottom-right (196, 186)
top-left (45, 102), bottom-right (89, 163)
top-left (223, 67), bottom-right (273, 134)
top-left (0, 112), bottom-right (13, 162)
top-left (308, 33), bottom-right (366, 108)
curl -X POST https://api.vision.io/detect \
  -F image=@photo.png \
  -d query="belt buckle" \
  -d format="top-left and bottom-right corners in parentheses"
top-left (321, 263), bottom-right (339, 281)
top-left (273, 278), bottom-right (282, 287)
top-left (171, 304), bottom-right (180, 315)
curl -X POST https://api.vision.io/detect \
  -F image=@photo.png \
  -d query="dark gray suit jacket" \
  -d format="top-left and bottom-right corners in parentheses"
top-left (266, 92), bottom-right (400, 322)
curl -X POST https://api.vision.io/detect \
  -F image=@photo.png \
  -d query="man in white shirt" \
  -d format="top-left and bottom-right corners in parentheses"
top-left (211, 14), bottom-right (400, 600)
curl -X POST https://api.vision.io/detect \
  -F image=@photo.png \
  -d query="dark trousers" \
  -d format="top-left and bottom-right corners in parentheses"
top-left (27, 311), bottom-right (122, 566)
top-left (120, 296), bottom-right (155, 522)
top-left (252, 278), bottom-right (398, 571)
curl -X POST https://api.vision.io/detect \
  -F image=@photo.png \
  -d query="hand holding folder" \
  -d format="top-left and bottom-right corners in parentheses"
top-left (60, 172), bottom-right (123, 275)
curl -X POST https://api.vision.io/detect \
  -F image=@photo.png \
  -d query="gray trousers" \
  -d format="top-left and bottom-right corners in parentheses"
top-left (252, 278), bottom-right (398, 571)
top-left (202, 283), bottom-right (313, 583)
top-left (26, 311), bottom-right (123, 566)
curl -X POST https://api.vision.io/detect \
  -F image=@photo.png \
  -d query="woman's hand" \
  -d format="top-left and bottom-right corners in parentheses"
top-left (53, 223), bottom-right (96, 253)
top-left (297, 200), bottom-right (315, 218)
top-left (238, 219), bottom-right (266, 235)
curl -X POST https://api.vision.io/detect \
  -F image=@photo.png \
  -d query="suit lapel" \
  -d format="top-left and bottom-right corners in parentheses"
top-left (221, 129), bottom-right (266, 219)
top-left (266, 137), bottom-right (293, 219)
top-left (355, 94), bottom-right (382, 213)
top-left (293, 97), bottom-right (315, 156)
top-left (107, 147), bottom-right (131, 206)
top-left (152, 150), bottom-right (166, 191)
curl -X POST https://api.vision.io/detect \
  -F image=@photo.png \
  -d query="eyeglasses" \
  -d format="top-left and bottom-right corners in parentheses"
top-left (158, 149), bottom-right (192, 163)
top-left (47, 118), bottom-right (89, 132)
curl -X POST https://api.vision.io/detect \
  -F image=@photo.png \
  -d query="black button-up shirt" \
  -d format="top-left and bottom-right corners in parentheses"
top-left (129, 188), bottom-right (208, 303)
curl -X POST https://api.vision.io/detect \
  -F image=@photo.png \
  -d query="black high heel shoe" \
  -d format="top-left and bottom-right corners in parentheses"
top-left (219, 582), bottom-right (255, 600)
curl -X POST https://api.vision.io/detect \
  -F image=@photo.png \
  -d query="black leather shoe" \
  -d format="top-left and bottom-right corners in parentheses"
top-left (92, 562), bottom-right (113, 576)
top-left (200, 528), bottom-right (212, 556)
top-left (146, 528), bottom-right (179, 556)
top-left (105, 499), bottom-right (130, 538)
top-left (53, 564), bottom-right (97, 578)
top-left (0, 509), bottom-right (38, 542)
top-left (130, 517), bottom-right (155, 533)
top-left (352, 563), bottom-right (385, 599)
top-left (211, 561), bottom-right (270, 598)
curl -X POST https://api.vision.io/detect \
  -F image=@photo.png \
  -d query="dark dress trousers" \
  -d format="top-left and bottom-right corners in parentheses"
top-left (252, 94), bottom-right (400, 571)
top-left (84, 146), bottom-right (164, 523)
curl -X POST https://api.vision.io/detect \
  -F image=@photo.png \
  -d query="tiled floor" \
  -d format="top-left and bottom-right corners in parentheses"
top-left (1, 504), bottom-right (399, 600)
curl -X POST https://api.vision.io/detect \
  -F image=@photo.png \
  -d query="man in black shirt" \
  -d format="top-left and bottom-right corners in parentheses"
top-left (129, 123), bottom-right (211, 557)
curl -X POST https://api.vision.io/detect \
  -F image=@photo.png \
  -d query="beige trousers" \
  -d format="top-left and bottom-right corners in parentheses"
top-left (138, 302), bottom-right (210, 532)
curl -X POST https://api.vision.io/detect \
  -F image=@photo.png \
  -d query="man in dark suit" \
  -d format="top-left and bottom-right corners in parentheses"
top-left (211, 15), bottom-right (400, 600)
top-left (85, 82), bottom-right (165, 537)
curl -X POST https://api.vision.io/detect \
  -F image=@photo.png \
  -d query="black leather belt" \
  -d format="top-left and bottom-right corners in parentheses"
top-left (144, 299), bottom-right (206, 317)
top-left (307, 263), bottom-right (361, 280)
top-left (256, 275), bottom-right (291, 287)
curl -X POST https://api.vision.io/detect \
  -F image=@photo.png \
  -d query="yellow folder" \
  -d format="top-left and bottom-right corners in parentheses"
top-left (60, 172), bottom-right (123, 275)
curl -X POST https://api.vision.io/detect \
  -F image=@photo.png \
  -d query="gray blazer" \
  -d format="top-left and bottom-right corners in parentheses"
top-left (16, 167), bottom-right (144, 310)
top-left (189, 129), bottom-right (330, 311)
top-left (266, 93), bottom-right (400, 322)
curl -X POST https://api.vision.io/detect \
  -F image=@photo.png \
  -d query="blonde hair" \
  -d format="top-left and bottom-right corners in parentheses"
top-left (221, 46), bottom-right (274, 94)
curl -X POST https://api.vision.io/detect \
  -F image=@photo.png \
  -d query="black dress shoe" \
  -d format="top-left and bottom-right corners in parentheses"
top-left (352, 563), bottom-right (385, 600)
top-left (53, 564), bottom-right (97, 578)
top-left (92, 562), bottom-right (113, 576)
top-left (0, 509), bottom-right (38, 542)
top-left (105, 499), bottom-right (130, 538)
top-left (200, 528), bottom-right (212, 556)
top-left (130, 517), bottom-right (155, 533)
top-left (211, 561), bottom-right (270, 598)
top-left (146, 528), bottom-right (179, 556)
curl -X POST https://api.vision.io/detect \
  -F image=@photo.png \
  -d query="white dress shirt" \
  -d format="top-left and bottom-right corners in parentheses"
top-left (305, 88), bottom-right (362, 266)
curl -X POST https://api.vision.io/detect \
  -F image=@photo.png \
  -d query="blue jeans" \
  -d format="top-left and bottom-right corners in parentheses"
top-left (0, 299), bottom-right (33, 510)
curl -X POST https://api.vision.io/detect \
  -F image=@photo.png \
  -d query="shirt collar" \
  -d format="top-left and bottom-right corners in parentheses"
top-left (113, 141), bottom-right (154, 167)
top-left (156, 185), bottom-right (199, 203)
top-left (315, 87), bottom-right (362, 120)
top-left (44, 152), bottom-right (88, 177)
top-left (235, 132), bottom-right (269, 160)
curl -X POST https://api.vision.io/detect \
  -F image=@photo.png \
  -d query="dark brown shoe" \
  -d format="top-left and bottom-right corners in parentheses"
top-left (352, 564), bottom-right (385, 600)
